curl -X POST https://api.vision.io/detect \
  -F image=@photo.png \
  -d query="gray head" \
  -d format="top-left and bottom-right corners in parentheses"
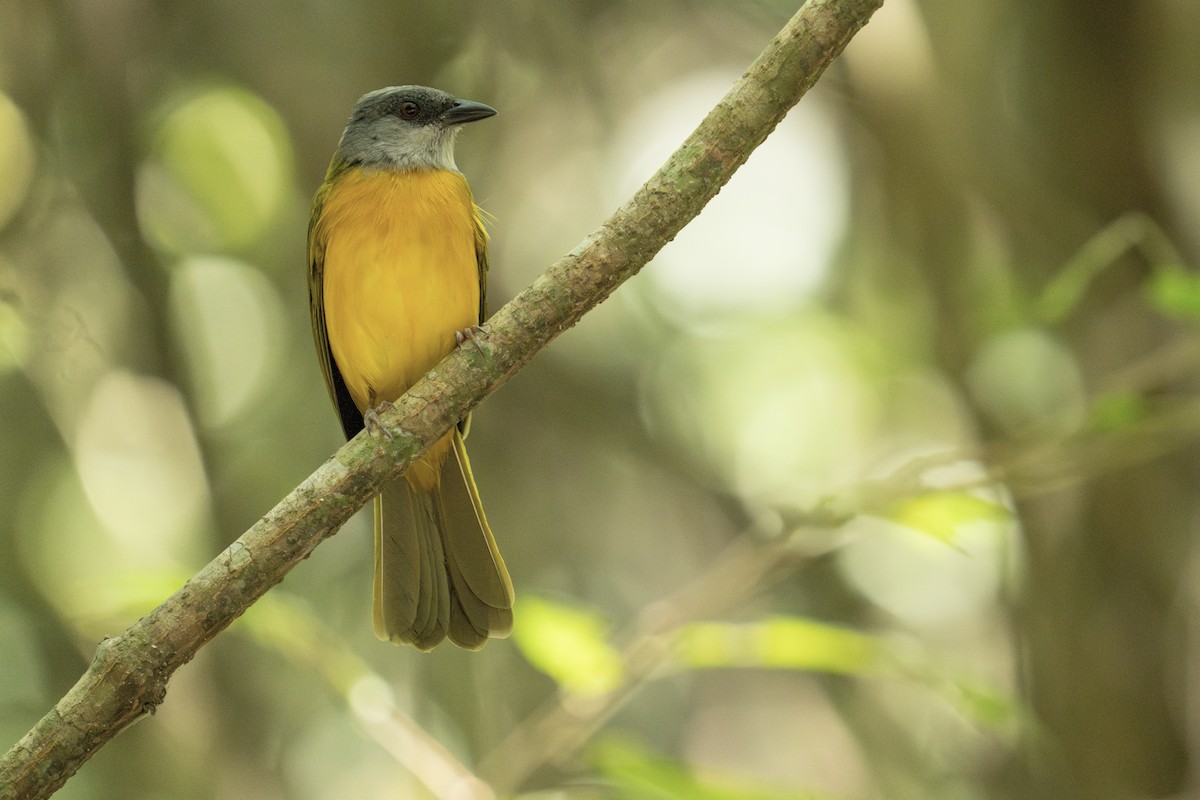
top-left (334, 85), bottom-right (496, 171)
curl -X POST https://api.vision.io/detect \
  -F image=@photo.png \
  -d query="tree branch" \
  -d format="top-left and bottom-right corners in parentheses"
top-left (0, 1), bottom-right (884, 796)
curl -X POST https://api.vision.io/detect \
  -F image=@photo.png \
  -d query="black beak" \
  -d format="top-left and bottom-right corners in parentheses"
top-left (441, 99), bottom-right (497, 125)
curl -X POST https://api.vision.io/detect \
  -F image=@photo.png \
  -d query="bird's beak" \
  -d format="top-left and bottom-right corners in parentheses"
top-left (441, 99), bottom-right (497, 125)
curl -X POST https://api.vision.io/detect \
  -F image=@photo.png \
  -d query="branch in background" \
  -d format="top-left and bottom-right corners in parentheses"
top-left (479, 535), bottom-right (798, 793)
top-left (0, 1), bottom-right (885, 796)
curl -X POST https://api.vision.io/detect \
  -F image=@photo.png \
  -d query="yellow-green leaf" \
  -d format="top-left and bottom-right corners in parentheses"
top-left (510, 595), bottom-right (623, 696)
top-left (888, 491), bottom-right (1010, 547)
top-left (1147, 266), bottom-right (1200, 321)
top-left (1088, 391), bottom-right (1148, 433)
top-left (674, 616), bottom-right (879, 675)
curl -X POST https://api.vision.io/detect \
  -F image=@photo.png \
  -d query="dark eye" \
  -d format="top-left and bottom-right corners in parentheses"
top-left (398, 101), bottom-right (420, 119)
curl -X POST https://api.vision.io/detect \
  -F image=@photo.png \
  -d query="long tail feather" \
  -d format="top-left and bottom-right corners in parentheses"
top-left (372, 430), bottom-right (513, 650)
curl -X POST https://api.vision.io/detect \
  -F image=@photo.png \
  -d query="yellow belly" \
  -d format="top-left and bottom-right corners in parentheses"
top-left (320, 167), bottom-right (480, 489)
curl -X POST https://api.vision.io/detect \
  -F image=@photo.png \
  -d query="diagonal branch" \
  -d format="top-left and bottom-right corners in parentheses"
top-left (0, 1), bottom-right (884, 796)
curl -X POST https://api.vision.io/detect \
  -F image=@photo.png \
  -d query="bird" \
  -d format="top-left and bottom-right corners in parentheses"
top-left (307, 86), bottom-right (513, 650)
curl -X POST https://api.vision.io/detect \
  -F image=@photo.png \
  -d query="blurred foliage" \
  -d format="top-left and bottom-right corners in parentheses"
top-left (590, 736), bottom-right (831, 800)
top-left (511, 595), bottom-right (625, 698)
top-left (886, 489), bottom-right (1010, 548)
top-left (2, 0), bottom-right (1200, 799)
top-left (673, 617), bottom-right (880, 675)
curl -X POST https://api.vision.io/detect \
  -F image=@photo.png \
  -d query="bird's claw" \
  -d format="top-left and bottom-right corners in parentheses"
top-left (363, 400), bottom-right (395, 441)
top-left (455, 324), bottom-right (490, 354)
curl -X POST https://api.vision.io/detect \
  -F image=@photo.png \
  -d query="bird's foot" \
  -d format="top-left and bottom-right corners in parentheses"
top-left (363, 400), bottom-right (395, 441)
top-left (455, 323), bottom-right (490, 354)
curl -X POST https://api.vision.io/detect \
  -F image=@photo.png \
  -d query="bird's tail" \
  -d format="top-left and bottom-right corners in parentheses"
top-left (372, 429), bottom-right (514, 650)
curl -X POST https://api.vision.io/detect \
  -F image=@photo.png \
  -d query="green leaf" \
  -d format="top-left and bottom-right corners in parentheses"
top-left (674, 616), bottom-right (879, 675)
top-left (1147, 267), bottom-right (1200, 320)
top-left (888, 491), bottom-right (1010, 547)
top-left (1088, 391), bottom-right (1148, 433)
top-left (950, 680), bottom-right (1021, 729)
top-left (510, 595), bottom-right (623, 696)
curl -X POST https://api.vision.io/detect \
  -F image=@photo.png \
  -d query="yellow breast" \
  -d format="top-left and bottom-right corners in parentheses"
top-left (317, 167), bottom-right (481, 490)
top-left (318, 166), bottom-right (480, 411)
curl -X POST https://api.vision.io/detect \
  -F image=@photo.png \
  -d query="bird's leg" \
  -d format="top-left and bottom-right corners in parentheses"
top-left (455, 323), bottom-right (490, 354)
top-left (363, 389), bottom-right (395, 441)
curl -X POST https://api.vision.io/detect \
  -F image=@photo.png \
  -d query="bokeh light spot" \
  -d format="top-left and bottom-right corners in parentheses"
top-left (73, 370), bottom-right (210, 552)
top-left (136, 86), bottom-right (294, 255)
top-left (613, 72), bottom-right (848, 316)
top-left (839, 513), bottom-right (1007, 628)
top-left (966, 327), bottom-right (1086, 437)
top-left (169, 255), bottom-right (284, 428)
top-left (642, 313), bottom-right (880, 512)
top-left (0, 93), bottom-right (36, 230)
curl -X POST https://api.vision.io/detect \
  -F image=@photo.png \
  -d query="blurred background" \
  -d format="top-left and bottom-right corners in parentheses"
top-left (2, 0), bottom-right (1199, 798)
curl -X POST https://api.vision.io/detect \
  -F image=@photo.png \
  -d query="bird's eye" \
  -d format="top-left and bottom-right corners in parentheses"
top-left (398, 101), bottom-right (420, 119)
